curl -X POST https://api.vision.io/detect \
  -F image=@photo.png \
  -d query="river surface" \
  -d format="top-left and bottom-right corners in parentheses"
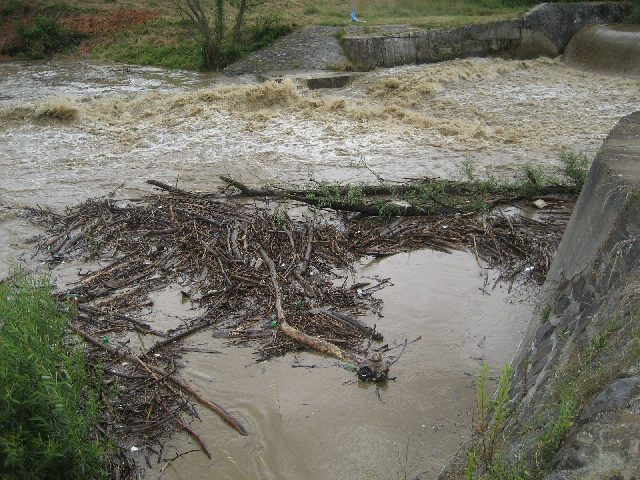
top-left (1, 56), bottom-right (639, 479)
top-left (138, 250), bottom-right (531, 480)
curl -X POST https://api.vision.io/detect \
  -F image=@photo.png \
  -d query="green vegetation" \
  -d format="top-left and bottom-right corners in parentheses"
top-left (90, 7), bottom-right (292, 70)
top-left (540, 306), bottom-right (551, 323)
top-left (0, 271), bottom-right (107, 479)
top-left (274, 202), bottom-right (291, 227)
top-left (92, 19), bottom-right (202, 70)
top-left (0, 0), bottom-right (592, 69)
top-left (8, 15), bottom-right (85, 59)
top-left (295, 0), bottom-right (533, 28)
top-left (558, 151), bottom-right (590, 192)
top-left (464, 303), bottom-right (640, 480)
top-left (470, 364), bottom-right (513, 470)
top-left (303, 151), bottom-right (590, 218)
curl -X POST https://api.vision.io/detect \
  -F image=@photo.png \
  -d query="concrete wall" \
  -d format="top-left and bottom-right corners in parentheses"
top-left (344, 2), bottom-right (631, 69)
top-left (441, 111), bottom-right (640, 480)
top-left (510, 111), bottom-right (640, 479)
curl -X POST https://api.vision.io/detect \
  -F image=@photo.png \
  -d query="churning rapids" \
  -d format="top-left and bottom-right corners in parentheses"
top-left (1, 55), bottom-right (639, 480)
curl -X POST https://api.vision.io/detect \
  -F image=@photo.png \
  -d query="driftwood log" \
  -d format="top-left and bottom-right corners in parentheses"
top-left (311, 307), bottom-right (383, 341)
top-left (218, 175), bottom-right (578, 217)
top-left (258, 248), bottom-right (359, 365)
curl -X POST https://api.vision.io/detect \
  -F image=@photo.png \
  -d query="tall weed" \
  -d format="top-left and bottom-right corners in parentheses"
top-left (0, 271), bottom-right (106, 479)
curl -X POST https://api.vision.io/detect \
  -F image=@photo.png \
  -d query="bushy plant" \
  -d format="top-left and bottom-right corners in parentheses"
top-left (0, 272), bottom-right (107, 479)
top-left (11, 15), bottom-right (84, 59)
top-left (558, 150), bottom-right (590, 192)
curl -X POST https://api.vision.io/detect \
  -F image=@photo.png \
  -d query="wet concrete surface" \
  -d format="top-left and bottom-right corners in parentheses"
top-left (565, 24), bottom-right (640, 77)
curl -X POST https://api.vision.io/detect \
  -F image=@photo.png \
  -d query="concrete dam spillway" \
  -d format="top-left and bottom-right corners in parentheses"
top-left (565, 24), bottom-right (640, 77)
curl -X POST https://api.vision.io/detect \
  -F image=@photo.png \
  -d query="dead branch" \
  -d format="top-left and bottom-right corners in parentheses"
top-left (71, 324), bottom-right (248, 436)
top-left (259, 247), bottom-right (359, 364)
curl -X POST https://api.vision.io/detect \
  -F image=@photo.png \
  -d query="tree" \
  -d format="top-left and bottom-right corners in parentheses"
top-left (169, 0), bottom-right (273, 70)
top-left (169, 0), bottom-right (223, 70)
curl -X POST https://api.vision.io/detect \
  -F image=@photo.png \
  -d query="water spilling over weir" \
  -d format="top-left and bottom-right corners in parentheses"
top-left (1, 48), bottom-right (639, 479)
top-left (565, 24), bottom-right (640, 77)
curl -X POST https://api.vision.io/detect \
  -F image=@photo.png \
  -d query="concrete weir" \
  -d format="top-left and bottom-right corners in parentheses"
top-left (343, 2), bottom-right (632, 69)
top-left (565, 24), bottom-right (640, 76)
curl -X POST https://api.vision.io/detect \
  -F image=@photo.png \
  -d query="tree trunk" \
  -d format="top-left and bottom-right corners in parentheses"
top-left (214, 0), bottom-right (225, 63)
top-left (233, 0), bottom-right (247, 44)
top-left (201, 15), bottom-right (218, 70)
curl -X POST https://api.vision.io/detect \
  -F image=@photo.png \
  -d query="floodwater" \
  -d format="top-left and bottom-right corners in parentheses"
top-left (565, 24), bottom-right (640, 77)
top-left (140, 250), bottom-right (532, 480)
top-left (0, 53), bottom-right (638, 479)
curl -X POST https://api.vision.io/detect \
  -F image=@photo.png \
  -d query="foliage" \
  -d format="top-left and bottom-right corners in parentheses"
top-left (92, 29), bottom-right (202, 70)
top-left (167, 0), bottom-right (292, 70)
top-left (540, 306), bottom-right (551, 323)
top-left (558, 150), bottom-right (590, 191)
top-left (274, 202), bottom-right (290, 227)
top-left (215, 14), bottom-right (293, 67)
top-left (298, 150), bottom-right (593, 219)
top-left (0, 271), bottom-right (107, 479)
top-left (471, 364), bottom-right (513, 469)
top-left (8, 15), bottom-right (85, 59)
top-left (534, 395), bottom-right (577, 470)
top-left (629, 0), bottom-right (640, 23)
top-left (464, 304), bottom-right (640, 480)
top-left (244, 15), bottom-right (292, 51)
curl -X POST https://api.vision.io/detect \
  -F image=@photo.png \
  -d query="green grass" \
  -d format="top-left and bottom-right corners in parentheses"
top-left (295, 0), bottom-right (532, 27)
top-left (464, 304), bottom-right (640, 480)
top-left (90, 16), bottom-right (202, 70)
top-left (0, 271), bottom-right (107, 480)
top-left (90, 13), bottom-right (293, 70)
top-left (93, 33), bottom-right (202, 70)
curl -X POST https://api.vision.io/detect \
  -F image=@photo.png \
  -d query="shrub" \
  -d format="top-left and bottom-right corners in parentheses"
top-left (0, 272), bottom-right (107, 479)
top-left (558, 150), bottom-right (590, 192)
top-left (10, 15), bottom-right (84, 59)
top-left (245, 16), bottom-right (293, 51)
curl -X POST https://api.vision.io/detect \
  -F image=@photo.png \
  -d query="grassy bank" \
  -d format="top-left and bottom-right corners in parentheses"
top-left (296, 0), bottom-right (532, 27)
top-left (1, 0), bottom-right (562, 70)
top-left (0, 272), bottom-right (107, 479)
top-left (465, 308), bottom-right (640, 480)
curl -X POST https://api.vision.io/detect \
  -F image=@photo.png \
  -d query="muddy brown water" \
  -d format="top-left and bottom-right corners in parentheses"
top-left (565, 24), bottom-right (640, 77)
top-left (0, 53), bottom-right (638, 478)
top-left (139, 250), bottom-right (532, 480)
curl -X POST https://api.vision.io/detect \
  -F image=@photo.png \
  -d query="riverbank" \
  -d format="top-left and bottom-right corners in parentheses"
top-left (442, 110), bottom-right (640, 480)
top-left (0, 0), bottom-right (533, 71)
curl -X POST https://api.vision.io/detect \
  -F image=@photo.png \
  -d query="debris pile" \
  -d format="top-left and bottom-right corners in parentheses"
top-left (28, 177), bottom-right (575, 473)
